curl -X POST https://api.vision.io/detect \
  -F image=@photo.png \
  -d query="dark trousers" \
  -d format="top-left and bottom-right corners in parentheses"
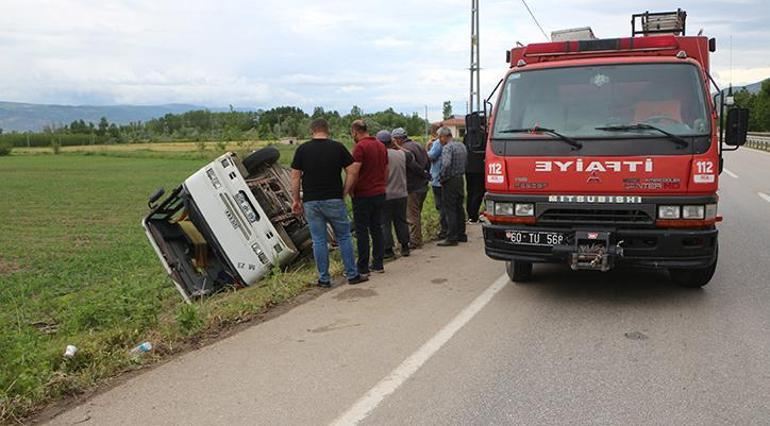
top-left (465, 172), bottom-right (485, 221)
top-left (407, 189), bottom-right (428, 247)
top-left (441, 176), bottom-right (467, 242)
top-left (432, 185), bottom-right (448, 239)
top-left (353, 194), bottom-right (385, 272)
top-left (383, 197), bottom-right (410, 254)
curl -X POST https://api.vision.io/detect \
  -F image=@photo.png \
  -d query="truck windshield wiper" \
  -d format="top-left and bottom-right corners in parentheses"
top-left (595, 123), bottom-right (689, 148)
top-left (498, 127), bottom-right (583, 149)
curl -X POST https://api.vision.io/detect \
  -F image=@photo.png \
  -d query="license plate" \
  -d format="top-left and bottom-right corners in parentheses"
top-left (505, 230), bottom-right (565, 247)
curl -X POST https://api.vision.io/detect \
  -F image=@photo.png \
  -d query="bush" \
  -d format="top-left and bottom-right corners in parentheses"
top-left (0, 142), bottom-right (11, 156)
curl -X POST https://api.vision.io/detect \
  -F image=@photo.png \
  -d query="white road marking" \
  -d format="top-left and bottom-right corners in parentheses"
top-left (723, 168), bottom-right (738, 179)
top-left (330, 274), bottom-right (509, 426)
top-left (759, 192), bottom-right (770, 203)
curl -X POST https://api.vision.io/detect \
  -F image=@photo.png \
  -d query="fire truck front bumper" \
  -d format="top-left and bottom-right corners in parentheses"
top-left (483, 223), bottom-right (718, 271)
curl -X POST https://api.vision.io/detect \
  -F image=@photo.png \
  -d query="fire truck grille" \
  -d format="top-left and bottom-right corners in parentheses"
top-left (538, 208), bottom-right (654, 226)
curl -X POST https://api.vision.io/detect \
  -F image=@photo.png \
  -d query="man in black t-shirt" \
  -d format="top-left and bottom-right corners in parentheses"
top-left (290, 119), bottom-right (368, 287)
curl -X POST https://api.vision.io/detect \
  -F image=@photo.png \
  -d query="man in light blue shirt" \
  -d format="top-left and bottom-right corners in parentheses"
top-left (426, 125), bottom-right (448, 239)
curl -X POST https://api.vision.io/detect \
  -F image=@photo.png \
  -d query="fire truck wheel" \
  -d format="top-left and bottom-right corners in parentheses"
top-left (506, 260), bottom-right (533, 283)
top-left (669, 245), bottom-right (718, 288)
top-left (243, 147), bottom-right (280, 176)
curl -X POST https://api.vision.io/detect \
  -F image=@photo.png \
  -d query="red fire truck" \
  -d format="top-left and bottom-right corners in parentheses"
top-left (477, 10), bottom-right (749, 287)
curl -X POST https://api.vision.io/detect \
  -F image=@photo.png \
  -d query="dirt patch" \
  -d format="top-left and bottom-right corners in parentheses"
top-left (431, 278), bottom-right (448, 284)
top-left (307, 319), bottom-right (361, 334)
top-left (0, 258), bottom-right (22, 275)
top-left (333, 288), bottom-right (378, 301)
top-left (624, 331), bottom-right (649, 341)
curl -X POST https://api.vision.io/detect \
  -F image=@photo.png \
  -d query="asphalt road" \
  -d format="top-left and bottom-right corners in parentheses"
top-left (48, 148), bottom-right (770, 425)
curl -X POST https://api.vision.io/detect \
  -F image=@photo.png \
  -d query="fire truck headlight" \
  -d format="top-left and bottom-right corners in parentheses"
top-left (682, 205), bottom-right (705, 220)
top-left (494, 202), bottom-right (515, 216)
top-left (658, 205), bottom-right (681, 219)
top-left (705, 204), bottom-right (718, 220)
top-left (515, 203), bottom-right (535, 217)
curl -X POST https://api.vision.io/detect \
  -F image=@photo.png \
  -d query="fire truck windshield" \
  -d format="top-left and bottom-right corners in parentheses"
top-left (492, 63), bottom-right (710, 140)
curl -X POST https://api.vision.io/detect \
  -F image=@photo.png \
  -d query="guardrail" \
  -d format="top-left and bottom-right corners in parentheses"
top-left (746, 133), bottom-right (770, 152)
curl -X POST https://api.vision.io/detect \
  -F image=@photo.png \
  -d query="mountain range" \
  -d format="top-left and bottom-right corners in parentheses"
top-left (1, 77), bottom-right (768, 132)
top-left (0, 102), bottom-right (210, 132)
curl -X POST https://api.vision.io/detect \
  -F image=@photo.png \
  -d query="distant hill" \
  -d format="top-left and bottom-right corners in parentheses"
top-left (0, 102), bottom-right (209, 132)
top-left (732, 78), bottom-right (767, 94)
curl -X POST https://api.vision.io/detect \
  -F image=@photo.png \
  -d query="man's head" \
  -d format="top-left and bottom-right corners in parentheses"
top-left (310, 118), bottom-right (329, 138)
top-left (391, 127), bottom-right (408, 145)
top-left (376, 130), bottom-right (393, 148)
top-left (350, 119), bottom-right (369, 142)
top-left (437, 127), bottom-right (453, 145)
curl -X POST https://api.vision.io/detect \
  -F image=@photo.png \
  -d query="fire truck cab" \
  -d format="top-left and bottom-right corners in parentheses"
top-left (479, 10), bottom-right (749, 287)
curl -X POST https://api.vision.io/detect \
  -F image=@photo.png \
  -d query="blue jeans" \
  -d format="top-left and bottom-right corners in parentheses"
top-left (303, 199), bottom-right (358, 283)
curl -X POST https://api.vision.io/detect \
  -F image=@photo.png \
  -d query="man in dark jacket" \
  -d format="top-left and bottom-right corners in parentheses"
top-left (464, 115), bottom-right (486, 223)
top-left (392, 127), bottom-right (429, 249)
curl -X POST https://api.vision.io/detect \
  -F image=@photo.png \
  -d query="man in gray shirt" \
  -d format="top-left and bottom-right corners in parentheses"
top-left (437, 127), bottom-right (468, 246)
top-left (377, 130), bottom-right (412, 258)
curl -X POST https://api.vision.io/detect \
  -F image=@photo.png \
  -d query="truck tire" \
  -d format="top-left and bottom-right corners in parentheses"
top-left (669, 245), bottom-right (718, 288)
top-left (290, 227), bottom-right (312, 251)
top-left (506, 260), bottom-right (533, 282)
top-left (243, 147), bottom-right (280, 175)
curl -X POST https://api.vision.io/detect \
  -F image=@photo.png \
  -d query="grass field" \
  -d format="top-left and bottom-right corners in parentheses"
top-left (0, 143), bottom-right (440, 422)
top-left (12, 140), bottom-right (269, 155)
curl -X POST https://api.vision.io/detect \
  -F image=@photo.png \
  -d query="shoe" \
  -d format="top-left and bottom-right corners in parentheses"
top-left (348, 275), bottom-right (370, 285)
top-left (317, 280), bottom-right (331, 288)
top-left (468, 218), bottom-right (479, 224)
top-left (383, 251), bottom-right (396, 260)
top-left (408, 243), bottom-right (422, 250)
top-left (437, 234), bottom-right (447, 240)
top-left (401, 246), bottom-right (411, 257)
top-left (458, 235), bottom-right (468, 243)
top-left (369, 265), bottom-right (385, 273)
top-left (437, 240), bottom-right (458, 247)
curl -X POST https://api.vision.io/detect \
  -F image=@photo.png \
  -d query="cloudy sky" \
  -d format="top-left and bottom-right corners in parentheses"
top-left (2, 0), bottom-right (768, 120)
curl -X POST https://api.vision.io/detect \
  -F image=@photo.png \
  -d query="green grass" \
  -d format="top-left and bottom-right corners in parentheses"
top-left (0, 145), bottom-right (439, 422)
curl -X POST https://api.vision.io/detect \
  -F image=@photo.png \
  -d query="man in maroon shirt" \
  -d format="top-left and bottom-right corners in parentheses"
top-left (349, 119), bottom-right (388, 274)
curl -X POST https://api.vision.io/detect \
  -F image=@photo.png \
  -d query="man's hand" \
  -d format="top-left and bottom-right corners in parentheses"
top-left (290, 168), bottom-right (303, 216)
top-left (292, 200), bottom-right (304, 216)
top-left (426, 140), bottom-right (433, 150)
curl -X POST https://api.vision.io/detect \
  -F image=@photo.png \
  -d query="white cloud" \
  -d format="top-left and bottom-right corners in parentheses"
top-left (0, 0), bottom-right (767, 118)
top-left (373, 37), bottom-right (413, 48)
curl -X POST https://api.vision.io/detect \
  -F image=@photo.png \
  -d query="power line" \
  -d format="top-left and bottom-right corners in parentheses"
top-left (520, 0), bottom-right (549, 41)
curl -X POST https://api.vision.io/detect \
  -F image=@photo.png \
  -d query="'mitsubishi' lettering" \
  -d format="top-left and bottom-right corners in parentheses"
top-left (547, 195), bottom-right (642, 204)
top-left (535, 159), bottom-right (654, 173)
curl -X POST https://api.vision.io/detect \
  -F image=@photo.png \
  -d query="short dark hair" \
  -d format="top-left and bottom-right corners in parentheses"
top-left (351, 119), bottom-right (368, 133)
top-left (310, 118), bottom-right (329, 133)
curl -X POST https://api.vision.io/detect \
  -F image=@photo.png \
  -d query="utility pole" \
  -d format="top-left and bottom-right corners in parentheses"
top-left (470, 0), bottom-right (481, 113)
top-left (424, 105), bottom-right (429, 142)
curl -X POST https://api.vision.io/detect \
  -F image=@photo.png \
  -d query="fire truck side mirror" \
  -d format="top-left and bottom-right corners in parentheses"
top-left (725, 108), bottom-right (749, 146)
top-left (708, 38), bottom-right (716, 53)
top-left (464, 112), bottom-right (487, 153)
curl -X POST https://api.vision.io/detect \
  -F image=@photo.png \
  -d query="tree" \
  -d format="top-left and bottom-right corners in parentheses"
top-left (108, 123), bottom-right (120, 140)
top-left (443, 101), bottom-right (453, 120)
top-left (349, 105), bottom-right (363, 118)
top-left (96, 117), bottom-right (109, 137)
